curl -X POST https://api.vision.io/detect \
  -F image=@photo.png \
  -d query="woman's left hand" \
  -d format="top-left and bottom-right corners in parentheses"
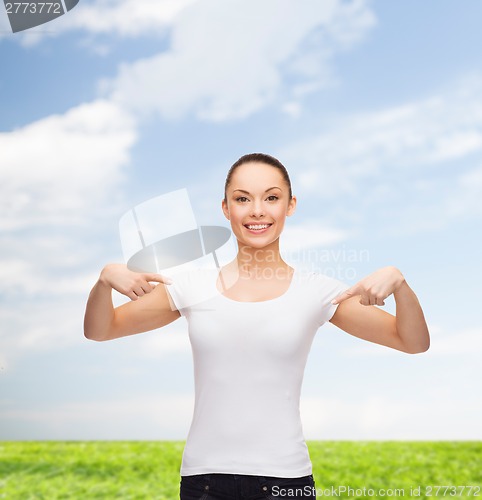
top-left (331, 266), bottom-right (406, 306)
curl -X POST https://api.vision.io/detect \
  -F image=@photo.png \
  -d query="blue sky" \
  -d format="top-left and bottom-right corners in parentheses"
top-left (1, 0), bottom-right (481, 441)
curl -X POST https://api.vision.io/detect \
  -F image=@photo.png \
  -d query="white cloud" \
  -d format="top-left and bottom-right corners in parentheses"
top-left (3, 389), bottom-right (481, 440)
top-left (4, 0), bottom-right (199, 47)
top-left (0, 299), bottom-right (84, 376)
top-left (63, 0), bottom-right (198, 36)
top-left (0, 99), bottom-right (137, 230)
top-left (0, 295), bottom-right (187, 378)
top-left (425, 327), bottom-right (482, 357)
top-left (0, 8), bottom-right (11, 33)
top-left (103, 0), bottom-right (375, 122)
top-left (4, 1), bottom-right (376, 126)
top-left (276, 74), bottom-right (482, 234)
top-left (340, 325), bottom-right (482, 358)
top-left (444, 165), bottom-right (482, 218)
top-left (283, 77), bottom-right (482, 198)
top-left (0, 99), bottom-right (138, 372)
top-left (301, 394), bottom-right (482, 439)
top-left (280, 220), bottom-right (352, 273)
top-left (281, 220), bottom-right (349, 254)
top-left (0, 233), bottom-right (109, 297)
top-left (281, 101), bottom-right (303, 118)
top-left (0, 393), bottom-right (195, 439)
top-left (136, 326), bottom-right (191, 358)
top-left (0, 353), bottom-right (8, 372)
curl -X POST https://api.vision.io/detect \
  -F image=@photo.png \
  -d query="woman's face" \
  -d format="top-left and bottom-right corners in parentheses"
top-left (222, 162), bottom-right (296, 250)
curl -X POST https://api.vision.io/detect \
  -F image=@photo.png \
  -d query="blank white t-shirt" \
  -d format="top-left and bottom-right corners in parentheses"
top-left (165, 266), bottom-right (349, 477)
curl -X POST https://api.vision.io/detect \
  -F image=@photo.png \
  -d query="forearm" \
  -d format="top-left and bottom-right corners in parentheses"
top-left (83, 277), bottom-right (115, 341)
top-left (394, 280), bottom-right (430, 353)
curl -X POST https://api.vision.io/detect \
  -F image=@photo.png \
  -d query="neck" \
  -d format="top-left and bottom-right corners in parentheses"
top-left (235, 239), bottom-right (288, 275)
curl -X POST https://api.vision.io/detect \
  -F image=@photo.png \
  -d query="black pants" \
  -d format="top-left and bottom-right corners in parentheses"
top-left (180, 473), bottom-right (316, 499)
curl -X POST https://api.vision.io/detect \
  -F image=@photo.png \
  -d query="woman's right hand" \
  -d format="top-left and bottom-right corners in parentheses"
top-left (99, 263), bottom-right (173, 301)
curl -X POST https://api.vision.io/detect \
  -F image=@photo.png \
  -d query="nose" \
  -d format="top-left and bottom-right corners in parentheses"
top-left (250, 200), bottom-right (265, 217)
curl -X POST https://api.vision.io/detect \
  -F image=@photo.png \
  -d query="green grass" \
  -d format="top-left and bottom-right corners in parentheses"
top-left (308, 441), bottom-right (481, 497)
top-left (0, 441), bottom-right (480, 499)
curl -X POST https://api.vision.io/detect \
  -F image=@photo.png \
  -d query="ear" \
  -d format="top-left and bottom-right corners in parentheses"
top-left (287, 195), bottom-right (297, 216)
top-left (222, 198), bottom-right (230, 220)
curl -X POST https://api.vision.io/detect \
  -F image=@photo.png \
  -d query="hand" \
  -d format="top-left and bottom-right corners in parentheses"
top-left (331, 266), bottom-right (405, 306)
top-left (100, 263), bottom-right (173, 301)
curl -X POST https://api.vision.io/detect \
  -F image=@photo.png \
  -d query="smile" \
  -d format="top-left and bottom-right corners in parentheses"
top-left (244, 223), bottom-right (273, 233)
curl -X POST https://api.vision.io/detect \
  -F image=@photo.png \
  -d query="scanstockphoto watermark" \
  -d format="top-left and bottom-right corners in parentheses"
top-left (2, 0), bottom-right (80, 33)
top-left (271, 484), bottom-right (481, 497)
top-left (286, 244), bottom-right (370, 281)
top-left (271, 485), bottom-right (405, 497)
top-left (241, 245), bottom-right (371, 281)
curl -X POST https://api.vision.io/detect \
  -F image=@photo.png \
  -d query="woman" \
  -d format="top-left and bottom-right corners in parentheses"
top-left (84, 153), bottom-right (430, 499)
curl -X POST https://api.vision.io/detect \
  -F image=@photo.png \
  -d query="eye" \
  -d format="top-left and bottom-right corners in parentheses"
top-left (235, 196), bottom-right (249, 203)
top-left (266, 195), bottom-right (279, 201)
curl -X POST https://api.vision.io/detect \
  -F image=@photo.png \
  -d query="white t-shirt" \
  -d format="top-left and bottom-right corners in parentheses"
top-left (165, 266), bottom-right (349, 477)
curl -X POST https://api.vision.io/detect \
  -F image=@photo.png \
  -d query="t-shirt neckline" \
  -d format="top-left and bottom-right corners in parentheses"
top-left (215, 266), bottom-right (298, 304)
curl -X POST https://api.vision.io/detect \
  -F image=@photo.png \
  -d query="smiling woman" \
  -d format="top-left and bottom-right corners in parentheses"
top-left (83, 152), bottom-right (430, 500)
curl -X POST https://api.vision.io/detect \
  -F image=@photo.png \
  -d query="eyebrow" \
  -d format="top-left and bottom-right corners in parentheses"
top-left (232, 187), bottom-right (282, 195)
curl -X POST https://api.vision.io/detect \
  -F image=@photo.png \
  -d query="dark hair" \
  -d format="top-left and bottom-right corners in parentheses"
top-left (224, 153), bottom-right (292, 201)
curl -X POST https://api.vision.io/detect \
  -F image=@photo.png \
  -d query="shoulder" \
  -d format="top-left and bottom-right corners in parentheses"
top-left (164, 266), bottom-right (219, 310)
top-left (296, 268), bottom-right (350, 294)
top-left (291, 268), bottom-right (350, 325)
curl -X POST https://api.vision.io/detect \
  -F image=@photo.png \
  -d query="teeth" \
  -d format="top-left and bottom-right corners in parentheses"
top-left (247, 224), bottom-right (270, 230)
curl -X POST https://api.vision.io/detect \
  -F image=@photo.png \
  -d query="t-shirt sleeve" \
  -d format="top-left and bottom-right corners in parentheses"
top-left (163, 267), bottom-right (219, 317)
top-left (163, 271), bottom-right (188, 317)
top-left (310, 273), bottom-right (351, 326)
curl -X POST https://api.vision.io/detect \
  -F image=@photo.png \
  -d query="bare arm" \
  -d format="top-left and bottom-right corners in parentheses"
top-left (330, 266), bottom-right (430, 354)
top-left (393, 280), bottom-right (430, 353)
top-left (83, 264), bottom-right (180, 342)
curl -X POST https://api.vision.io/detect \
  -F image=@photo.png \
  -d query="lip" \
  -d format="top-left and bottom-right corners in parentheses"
top-left (243, 223), bottom-right (273, 234)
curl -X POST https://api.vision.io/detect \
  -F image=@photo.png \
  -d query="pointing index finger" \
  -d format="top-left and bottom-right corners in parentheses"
top-left (146, 273), bottom-right (173, 285)
top-left (331, 284), bottom-right (359, 305)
